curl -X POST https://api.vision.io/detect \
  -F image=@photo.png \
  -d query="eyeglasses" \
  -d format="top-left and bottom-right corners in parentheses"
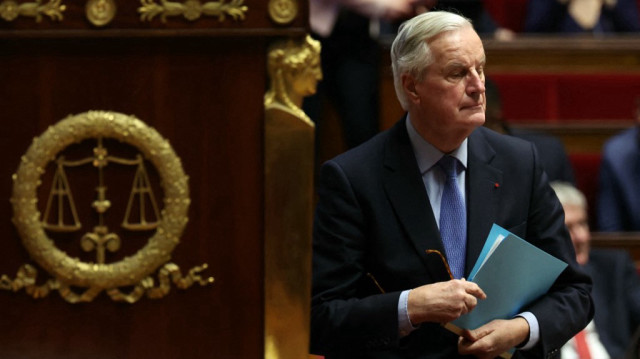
top-left (425, 249), bottom-right (454, 280)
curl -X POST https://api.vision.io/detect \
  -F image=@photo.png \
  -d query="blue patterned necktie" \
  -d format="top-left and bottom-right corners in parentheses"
top-left (438, 155), bottom-right (467, 279)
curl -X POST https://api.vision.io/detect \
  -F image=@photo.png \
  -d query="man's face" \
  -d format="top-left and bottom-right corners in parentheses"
top-left (563, 203), bottom-right (590, 265)
top-left (409, 25), bottom-right (486, 149)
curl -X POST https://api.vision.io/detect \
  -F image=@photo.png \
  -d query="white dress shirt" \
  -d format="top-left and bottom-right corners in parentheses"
top-left (561, 321), bottom-right (611, 359)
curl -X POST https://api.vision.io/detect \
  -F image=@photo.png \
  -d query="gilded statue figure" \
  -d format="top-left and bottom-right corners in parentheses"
top-left (264, 35), bottom-right (322, 126)
top-left (263, 33), bottom-right (321, 359)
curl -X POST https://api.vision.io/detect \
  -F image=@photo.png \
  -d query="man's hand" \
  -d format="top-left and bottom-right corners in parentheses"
top-left (458, 317), bottom-right (530, 359)
top-left (407, 279), bottom-right (486, 324)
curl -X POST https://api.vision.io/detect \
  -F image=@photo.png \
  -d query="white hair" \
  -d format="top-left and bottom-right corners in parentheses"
top-left (550, 181), bottom-right (588, 209)
top-left (390, 11), bottom-right (472, 110)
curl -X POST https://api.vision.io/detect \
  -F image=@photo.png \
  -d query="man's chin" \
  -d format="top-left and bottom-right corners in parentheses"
top-left (467, 114), bottom-right (485, 127)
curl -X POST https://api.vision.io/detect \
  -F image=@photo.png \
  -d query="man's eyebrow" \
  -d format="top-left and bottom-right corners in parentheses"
top-left (444, 61), bottom-right (467, 71)
top-left (444, 56), bottom-right (487, 71)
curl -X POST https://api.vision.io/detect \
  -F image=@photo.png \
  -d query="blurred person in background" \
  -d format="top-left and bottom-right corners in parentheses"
top-left (435, 0), bottom-right (516, 40)
top-left (597, 104), bottom-right (640, 231)
top-left (525, 0), bottom-right (640, 33)
top-left (307, 0), bottom-right (428, 151)
top-left (552, 181), bottom-right (640, 359)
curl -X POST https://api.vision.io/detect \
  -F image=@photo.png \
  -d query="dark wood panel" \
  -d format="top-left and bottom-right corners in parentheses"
top-left (591, 232), bottom-right (640, 268)
top-left (509, 121), bottom-right (633, 154)
top-left (481, 35), bottom-right (640, 73)
top-left (0, 35), bottom-right (267, 359)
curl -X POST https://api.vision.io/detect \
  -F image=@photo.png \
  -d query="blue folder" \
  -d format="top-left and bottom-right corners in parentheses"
top-left (452, 223), bottom-right (568, 330)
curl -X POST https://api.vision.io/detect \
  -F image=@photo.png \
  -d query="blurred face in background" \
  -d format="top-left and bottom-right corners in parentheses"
top-left (563, 203), bottom-right (590, 265)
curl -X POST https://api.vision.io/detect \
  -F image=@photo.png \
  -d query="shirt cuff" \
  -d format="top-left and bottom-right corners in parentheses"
top-left (398, 289), bottom-right (418, 337)
top-left (516, 311), bottom-right (540, 350)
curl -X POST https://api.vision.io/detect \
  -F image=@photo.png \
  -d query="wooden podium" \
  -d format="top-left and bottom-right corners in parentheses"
top-left (0, 1), bottom-right (313, 358)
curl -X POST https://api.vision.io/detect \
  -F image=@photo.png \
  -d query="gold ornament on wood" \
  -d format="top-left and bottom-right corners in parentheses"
top-left (0, 0), bottom-right (65, 22)
top-left (85, 0), bottom-right (116, 27)
top-left (138, 0), bottom-right (247, 22)
top-left (268, 0), bottom-right (297, 25)
top-left (2, 111), bottom-right (213, 303)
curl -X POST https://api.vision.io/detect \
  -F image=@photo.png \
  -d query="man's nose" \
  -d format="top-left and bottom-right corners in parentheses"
top-left (467, 73), bottom-right (485, 96)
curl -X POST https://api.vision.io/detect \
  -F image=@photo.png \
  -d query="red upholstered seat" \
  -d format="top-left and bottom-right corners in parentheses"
top-left (490, 73), bottom-right (640, 122)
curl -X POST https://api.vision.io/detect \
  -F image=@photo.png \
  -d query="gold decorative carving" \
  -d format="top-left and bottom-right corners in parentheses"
top-left (138, 0), bottom-right (247, 23)
top-left (3, 111), bottom-right (213, 303)
top-left (264, 34), bottom-right (320, 359)
top-left (85, 0), bottom-right (116, 27)
top-left (268, 0), bottom-right (297, 25)
top-left (0, 0), bottom-right (65, 22)
top-left (264, 35), bottom-right (322, 126)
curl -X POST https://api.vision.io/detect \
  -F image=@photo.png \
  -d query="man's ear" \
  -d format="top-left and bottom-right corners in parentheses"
top-left (402, 73), bottom-right (420, 104)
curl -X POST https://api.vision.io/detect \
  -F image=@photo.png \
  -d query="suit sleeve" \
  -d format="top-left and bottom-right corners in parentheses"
top-left (310, 159), bottom-right (401, 355)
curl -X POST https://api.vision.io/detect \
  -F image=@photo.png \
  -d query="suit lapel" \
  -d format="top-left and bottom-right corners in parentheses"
top-left (382, 119), bottom-right (449, 281)
top-left (466, 128), bottom-right (503, 277)
top-left (382, 123), bottom-right (505, 281)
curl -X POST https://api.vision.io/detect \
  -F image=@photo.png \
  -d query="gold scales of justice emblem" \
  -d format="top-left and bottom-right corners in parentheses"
top-left (1, 111), bottom-right (213, 303)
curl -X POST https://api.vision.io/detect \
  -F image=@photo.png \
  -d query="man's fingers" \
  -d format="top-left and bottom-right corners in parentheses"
top-left (463, 281), bottom-right (487, 299)
top-left (408, 280), bottom-right (487, 324)
top-left (463, 325), bottom-right (492, 342)
top-left (463, 293), bottom-right (478, 311)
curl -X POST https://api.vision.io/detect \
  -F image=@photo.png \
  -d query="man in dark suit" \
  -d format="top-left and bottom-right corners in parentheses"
top-left (597, 118), bottom-right (640, 231)
top-left (310, 10), bottom-right (593, 359)
top-left (551, 181), bottom-right (640, 359)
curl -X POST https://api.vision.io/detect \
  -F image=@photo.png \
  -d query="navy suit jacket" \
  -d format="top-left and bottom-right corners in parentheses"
top-left (311, 118), bottom-right (593, 359)
top-left (587, 249), bottom-right (640, 359)
top-left (509, 128), bottom-right (575, 184)
top-left (597, 126), bottom-right (640, 231)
